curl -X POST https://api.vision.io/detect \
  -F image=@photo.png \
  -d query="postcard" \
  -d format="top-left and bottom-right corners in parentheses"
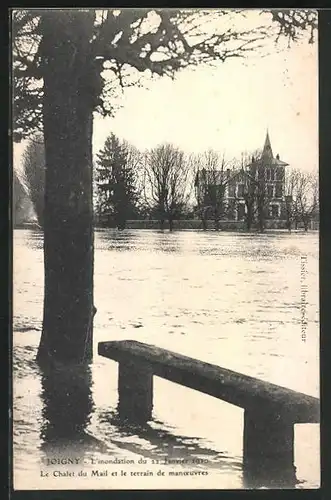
top-left (12, 8), bottom-right (319, 490)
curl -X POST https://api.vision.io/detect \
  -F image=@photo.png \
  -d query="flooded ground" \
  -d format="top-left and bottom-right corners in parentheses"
top-left (13, 229), bottom-right (320, 489)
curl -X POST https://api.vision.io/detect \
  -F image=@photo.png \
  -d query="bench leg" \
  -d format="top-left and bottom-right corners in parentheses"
top-left (117, 360), bottom-right (153, 424)
top-left (243, 408), bottom-right (296, 488)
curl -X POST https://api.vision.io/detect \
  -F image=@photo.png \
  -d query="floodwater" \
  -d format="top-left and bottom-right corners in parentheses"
top-left (12, 229), bottom-right (320, 490)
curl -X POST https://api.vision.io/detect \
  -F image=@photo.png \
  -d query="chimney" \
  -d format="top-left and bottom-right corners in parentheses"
top-left (276, 154), bottom-right (280, 160)
top-left (226, 168), bottom-right (230, 177)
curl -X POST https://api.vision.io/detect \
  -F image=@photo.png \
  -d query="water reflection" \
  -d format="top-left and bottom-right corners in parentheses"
top-left (97, 229), bottom-right (140, 252)
top-left (97, 228), bottom-right (183, 254)
top-left (16, 227), bottom-right (319, 260)
top-left (97, 394), bottom-right (298, 488)
top-left (152, 232), bottom-right (182, 254)
top-left (97, 409), bottom-right (241, 472)
top-left (40, 363), bottom-right (94, 449)
top-left (34, 349), bottom-right (299, 488)
top-left (243, 458), bottom-right (297, 489)
top-left (23, 229), bottom-right (44, 249)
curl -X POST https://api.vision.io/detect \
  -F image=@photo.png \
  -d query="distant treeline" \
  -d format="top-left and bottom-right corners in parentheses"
top-left (15, 132), bottom-right (319, 233)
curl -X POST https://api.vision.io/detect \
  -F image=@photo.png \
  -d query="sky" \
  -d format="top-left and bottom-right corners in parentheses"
top-left (13, 10), bottom-right (318, 175)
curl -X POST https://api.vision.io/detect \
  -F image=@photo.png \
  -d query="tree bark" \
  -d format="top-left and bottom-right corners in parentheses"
top-left (246, 213), bottom-right (252, 232)
top-left (201, 207), bottom-right (207, 231)
top-left (303, 216), bottom-right (309, 232)
top-left (286, 214), bottom-right (292, 233)
top-left (257, 200), bottom-right (265, 233)
top-left (37, 12), bottom-right (96, 366)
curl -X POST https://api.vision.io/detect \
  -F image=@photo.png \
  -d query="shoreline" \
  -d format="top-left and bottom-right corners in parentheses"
top-left (14, 220), bottom-right (319, 232)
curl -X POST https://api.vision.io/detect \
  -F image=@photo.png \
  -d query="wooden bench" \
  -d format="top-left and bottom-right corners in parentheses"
top-left (98, 340), bottom-right (319, 484)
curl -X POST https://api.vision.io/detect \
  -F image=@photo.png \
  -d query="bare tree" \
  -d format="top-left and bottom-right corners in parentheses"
top-left (194, 150), bottom-right (232, 230)
top-left (232, 148), bottom-right (280, 232)
top-left (244, 149), bottom-right (278, 233)
top-left (285, 169), bottom-right (319, 231)
top-left (295, 170), bottom-right (319, 231)
top-left (255, 155), bottom-right (272, 233)
top-left (268, 9), bottom-right (317, 45)
top-left (22, 134), bottom-right (45, 227)
top-left (284, 168), bottom-right (319, 231)
top-left (284, 168), bottom-right (300, 231)
top-left (144, 143), bottom-right (190, 231)
top-left (192, 154), bottom-right (207, 230)
top-left (231, 151), bottom-right (261, 232)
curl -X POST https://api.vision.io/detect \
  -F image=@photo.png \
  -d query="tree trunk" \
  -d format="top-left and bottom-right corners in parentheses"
top-left (245, 205), bottom-right (253, 232)
top-left (257, 201), bottom-right (265, 233)
top-left (286, 216), bottom-right (292, 233)
top-left (201, 207), bottom-right (207, 231)
top-left (214, 207), bottom-right (220, 231)
top-left (116, 210), bottom-right (126, 230)
top-left (169, 217), bottom-right (174, 232)
top-left (302, 214), bottom-right (310, 232)
top-left (34, 194), bottom-right (44, 228)
top-left (37, 12), bottom-right (96, 366)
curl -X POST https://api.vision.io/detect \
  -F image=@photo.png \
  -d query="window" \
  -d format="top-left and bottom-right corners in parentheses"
top-left (207, 185), bottom-right (216, 202)
top-left (267, 185), bottom-right (274, 198)
top-left (275, 184), bottom-right (283, 198)
top-left (277, 167), bottom-right (284, 180)
top-left (217, 185), bottom-right (225, 198)
top-left (227, 200), bottom-right (235, 219)
top-left (228, 183), bottom-right (235, 197)
top-left (237, 184), bottom-right (244, 197)
top-left (271, 205), bottom-right (279, 218)
top-left (270, 169), bottom-right (275, 181)
top-left (237, 204), bottom-right (245, 220)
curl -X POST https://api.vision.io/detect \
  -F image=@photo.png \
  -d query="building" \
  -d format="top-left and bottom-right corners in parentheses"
top-left (195, 131), bottom-right (289, 223)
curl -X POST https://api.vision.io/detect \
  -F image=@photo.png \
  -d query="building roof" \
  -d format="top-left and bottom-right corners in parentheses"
top-left (272, 157), bottom-right (289, 167)
top-left (261, 130), bottom-right (289, 166)
top-left (195, 132), bottom-right (289, 187)
top-left (262, 130), bottom-right (273, 161)
top-left (196, 167), bottom-right (253, 186)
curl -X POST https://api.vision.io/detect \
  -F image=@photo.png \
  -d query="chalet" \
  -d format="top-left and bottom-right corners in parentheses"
top-left (195, 131), bottom-right (289, 222)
